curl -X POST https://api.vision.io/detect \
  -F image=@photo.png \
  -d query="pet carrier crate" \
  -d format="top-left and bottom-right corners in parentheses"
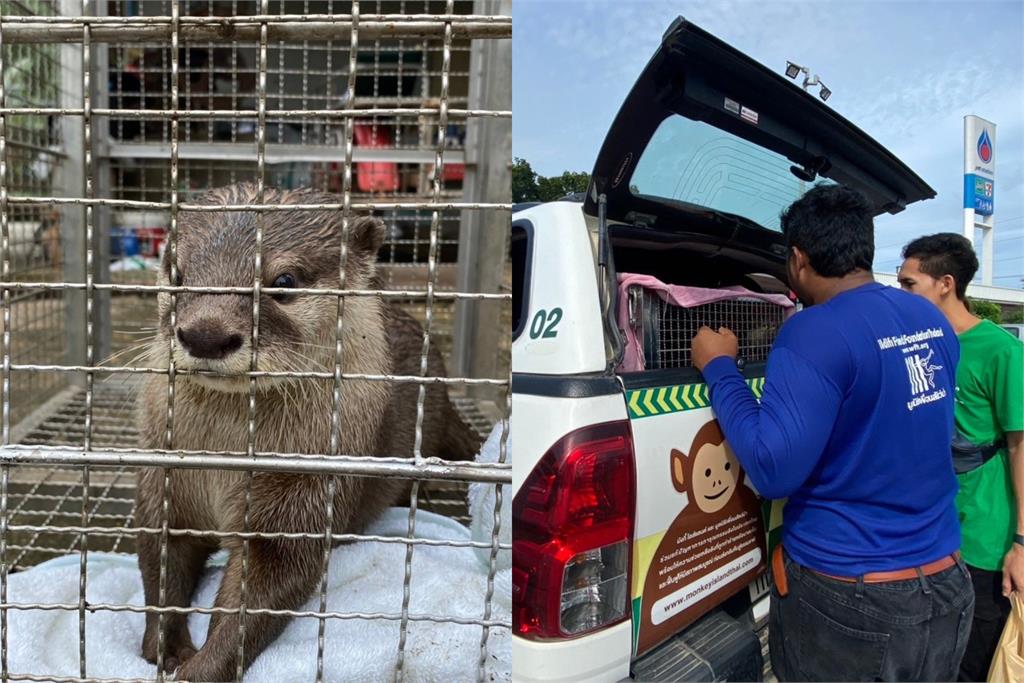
top-left (623, 280), bottom-right (792, 372)
top-left (0, 2), bottom-right (511, 681)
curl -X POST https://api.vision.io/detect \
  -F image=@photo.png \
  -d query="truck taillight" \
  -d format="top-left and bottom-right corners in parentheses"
top-left (513, 421), bottom-right (636, 639)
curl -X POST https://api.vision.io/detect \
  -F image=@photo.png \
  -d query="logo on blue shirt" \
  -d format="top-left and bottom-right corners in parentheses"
top-left (904, 348), bottom-right (948, 411)
top-left (904, 349), bottom-right (943, 395)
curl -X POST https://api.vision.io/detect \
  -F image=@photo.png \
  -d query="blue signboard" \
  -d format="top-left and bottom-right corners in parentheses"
top-left (963, 173), bottom-right (994, 216)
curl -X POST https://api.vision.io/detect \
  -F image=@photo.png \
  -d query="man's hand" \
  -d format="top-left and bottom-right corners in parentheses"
top-left (1007, 432), bottom-right (1024, 596)
top-left (1002, 542), bottom-right (1024, 596)
top-left (691, 326), bottom-right (739, 372)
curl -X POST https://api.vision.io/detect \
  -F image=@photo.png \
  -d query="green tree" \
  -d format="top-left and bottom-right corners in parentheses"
top-left (556, 170), bottom-right (591, 195)
top-left (969, 298), bottom-right (1002, 323)
top-left (535, 175), bottom-right (564, 202)
top-left (512, 157), bottom-right (540, 203)
top-left (536, 170), bottom-right (591, 202)
top-left (1002, 307), bottom-right (1024, 324)
top-left (513, 158), bottom-right (591, 203)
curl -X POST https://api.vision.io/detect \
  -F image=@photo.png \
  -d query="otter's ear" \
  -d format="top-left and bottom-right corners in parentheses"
top-left (670, 448), bottom-right (687, 493)
top-left (346, 215), bottom-right (386, 257)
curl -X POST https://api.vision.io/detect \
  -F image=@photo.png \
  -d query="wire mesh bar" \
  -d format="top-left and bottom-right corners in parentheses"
top-left (395, 2), bottom-right (453, 678)
top-left (7, 523), bottom-right (510, 549)
top-left (319, 0), bottom-right (361, 677)
top-left (6, 366), bottom-right (507, 388)
top-left (6, 196), bottom-right (511, 210)
top-left (154, 0), bottom-right (183, 676)
top-left (5, 674), bottom-right (185, 683)
top-left (79, 7), bottom-right (96, 676)
top-left (0, 108), bottom-right (510, 119)
top-left (0, 599), bottom-right (509, 627)
top-left (477, 388), bottom-right (508, 681)
top-left (0, 7), bottom-right (13, 678)
top-left (0, 13), bottom-right (511, 24)
top-left (0, 447), bottom-right (510, 491)
top-left (0, 20), bottom-right (510, 44)
top-left (0, 281), bottom-right (509, 299)
top-left (234, 1), bottom-right (271, 677)
top-left (2, 441), bottom-right (510, 471)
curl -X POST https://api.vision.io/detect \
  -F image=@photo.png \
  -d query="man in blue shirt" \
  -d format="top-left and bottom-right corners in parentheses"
top-left (691, 184), bottom-right (974, 682)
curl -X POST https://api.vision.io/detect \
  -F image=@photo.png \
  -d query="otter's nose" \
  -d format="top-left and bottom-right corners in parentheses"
top-left (176, 321), bottom-right (243, 360)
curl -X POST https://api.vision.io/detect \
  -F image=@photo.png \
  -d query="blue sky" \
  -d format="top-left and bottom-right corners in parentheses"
top-left (513, 0), bottom-right (1024, 288)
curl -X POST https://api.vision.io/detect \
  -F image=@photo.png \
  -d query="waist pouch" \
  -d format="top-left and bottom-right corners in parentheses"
top-left (952, 431), bottom-right (1006, 474)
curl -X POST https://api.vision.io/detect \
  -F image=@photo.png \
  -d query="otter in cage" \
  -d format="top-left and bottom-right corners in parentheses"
top-left (132, 184), bottom-right (481, 680)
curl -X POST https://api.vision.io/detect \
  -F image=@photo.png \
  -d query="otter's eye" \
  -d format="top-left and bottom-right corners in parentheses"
top-left (705, 468), bottom-right (712, 477)
top-left (724, 462), bottom-right (731, 471)
top-left (270, 273), bottom-right (297, 302)
top-left (273, 273), bottom-right (296, 289)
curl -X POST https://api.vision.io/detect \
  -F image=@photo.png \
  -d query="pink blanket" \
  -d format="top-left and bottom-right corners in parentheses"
top-left (616, 273), bottom-right (795, 372)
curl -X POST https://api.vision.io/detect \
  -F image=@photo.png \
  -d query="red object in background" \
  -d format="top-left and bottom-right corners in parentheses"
top-left (353, 123), bottom-right (400, 193)
top-left (442, 163), bottom-right (465, 183)
top-left (136, 227), bottom-right (166, 258)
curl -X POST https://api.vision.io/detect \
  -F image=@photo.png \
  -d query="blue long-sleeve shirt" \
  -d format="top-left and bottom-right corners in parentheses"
top-left (701, 282), bottom-right (961, 575)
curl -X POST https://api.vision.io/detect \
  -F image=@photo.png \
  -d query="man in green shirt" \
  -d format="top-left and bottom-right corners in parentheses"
top-left (899, 233), bottom-right (1024, 682)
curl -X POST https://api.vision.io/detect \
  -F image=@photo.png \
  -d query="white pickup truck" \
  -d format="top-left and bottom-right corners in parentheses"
top-left (511, 17), bottom-right (936, 683)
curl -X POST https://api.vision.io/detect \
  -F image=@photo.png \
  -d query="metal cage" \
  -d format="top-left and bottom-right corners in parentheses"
top-left (628, 286), bottom-right (787, 370)
top-left (0, 1), bottom-right (511, 681)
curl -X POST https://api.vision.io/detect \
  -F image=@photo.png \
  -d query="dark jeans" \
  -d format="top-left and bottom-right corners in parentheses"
top-left (770, 550), bottom-right (975, 682)
top-left (958, 564), bottom-right (1011, 682)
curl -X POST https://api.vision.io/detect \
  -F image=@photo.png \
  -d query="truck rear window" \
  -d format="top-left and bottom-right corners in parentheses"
top-left (512, 222), bottom-right (531, 340)
top-left (630, 115), bottom-right (831, 232)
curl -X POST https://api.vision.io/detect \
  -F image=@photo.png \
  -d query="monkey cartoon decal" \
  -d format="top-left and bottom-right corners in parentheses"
top-left (637, 420), bottom-right (766, 654)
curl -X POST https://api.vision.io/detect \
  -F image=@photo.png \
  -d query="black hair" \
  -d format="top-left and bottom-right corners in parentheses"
top-left (779, 184), bottom-right (874, 277)
top-left (902, 233), bottom-right (978, 301)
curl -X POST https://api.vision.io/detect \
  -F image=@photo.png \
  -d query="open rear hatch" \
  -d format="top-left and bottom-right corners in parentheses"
top-left (583, 16), bottom-right (935, 243)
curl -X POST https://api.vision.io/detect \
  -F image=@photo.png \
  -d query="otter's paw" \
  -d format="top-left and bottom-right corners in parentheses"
top-left (162, 645), bottom-right (197, 674)
top-left (174, 650), bottom-right (235, 683)
top-left (142, 624), bottom-right (198, 673)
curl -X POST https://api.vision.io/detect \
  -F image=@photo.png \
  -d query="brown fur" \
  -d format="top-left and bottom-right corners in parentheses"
top-left (133, 183), bottom-right (481, 680)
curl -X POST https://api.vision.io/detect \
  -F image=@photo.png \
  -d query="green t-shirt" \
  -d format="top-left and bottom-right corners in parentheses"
top-left (955, 319), bottom-right (1024, 570)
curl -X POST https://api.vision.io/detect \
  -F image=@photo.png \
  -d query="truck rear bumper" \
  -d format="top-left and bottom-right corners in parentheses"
top-left (512, 621), bottom-right (631, 683)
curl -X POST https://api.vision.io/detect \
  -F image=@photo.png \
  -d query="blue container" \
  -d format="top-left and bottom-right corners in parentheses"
top-left (111, 228), bottom-right (140, 258)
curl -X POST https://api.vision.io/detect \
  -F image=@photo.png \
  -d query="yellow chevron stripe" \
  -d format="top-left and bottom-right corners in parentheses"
top-left (668, 385), bottom-right (683, 411)
top-left (628, 391), bottom-right (644, 417)
top-left (629, 382), bottom-right (742, 417)
top-left (656, 387), bottom-right (670, 413)
top-left (642, 389), bottom-right (656, 415)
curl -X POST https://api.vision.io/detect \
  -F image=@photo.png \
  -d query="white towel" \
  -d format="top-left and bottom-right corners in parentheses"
top-left (5, 508), bottom-right (511, 682)
top-left (467, 422), bottom-right (512, 573)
